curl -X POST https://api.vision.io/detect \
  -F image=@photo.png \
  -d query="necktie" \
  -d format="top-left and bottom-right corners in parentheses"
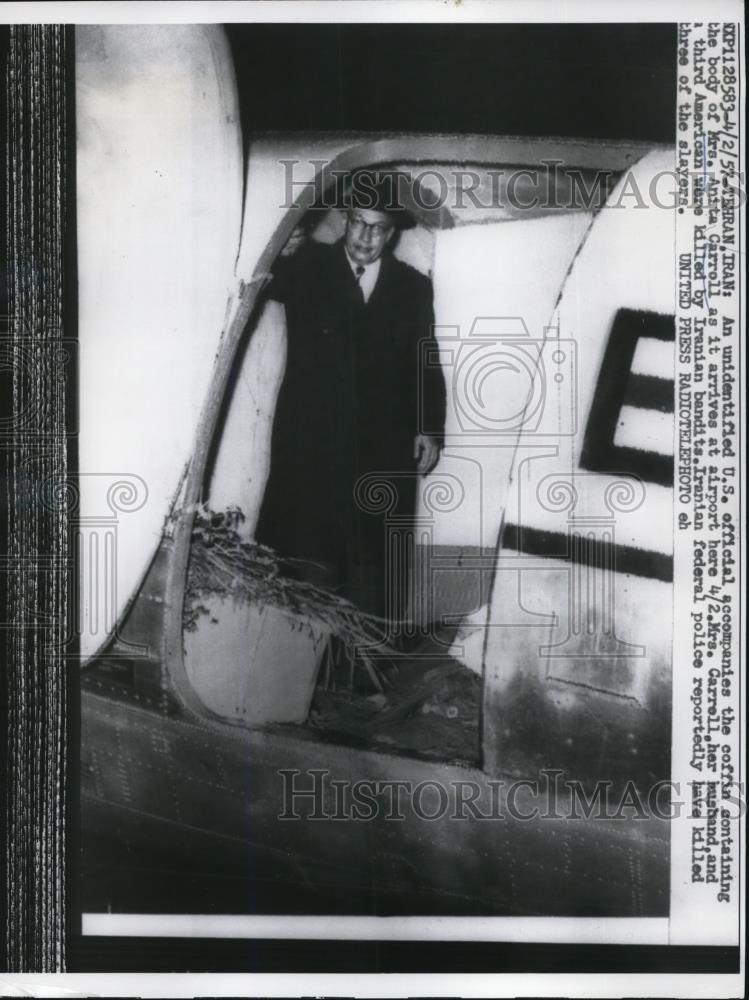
top-left (352, 264), bottom-right (366, 304)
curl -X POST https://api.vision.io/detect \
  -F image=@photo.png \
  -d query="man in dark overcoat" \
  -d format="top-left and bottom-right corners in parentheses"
top-left (255, 174), bottom-right (447, 623)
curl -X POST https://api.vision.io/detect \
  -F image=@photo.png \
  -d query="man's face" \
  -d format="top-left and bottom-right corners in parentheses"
top-left (344, 208), bottom-right (395, 266)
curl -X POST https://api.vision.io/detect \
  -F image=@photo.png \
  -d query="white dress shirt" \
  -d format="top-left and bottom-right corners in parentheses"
top-left (345, 251), bottom-right (381, 303)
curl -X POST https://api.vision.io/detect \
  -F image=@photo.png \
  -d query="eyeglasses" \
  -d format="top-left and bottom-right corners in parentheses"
top-left (346, 211), bottom-right (394, 239)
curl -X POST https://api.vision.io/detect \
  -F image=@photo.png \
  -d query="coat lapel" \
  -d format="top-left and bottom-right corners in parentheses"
top-left (330, 239), bottom-right (363, 305)
top-left (366, 250), bottom-right (395, 313)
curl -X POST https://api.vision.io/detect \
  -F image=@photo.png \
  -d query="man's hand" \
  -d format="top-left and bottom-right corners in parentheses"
top-left (279, 224), bottom-right (307, 258)
top-left (414, 434), bottom-right (441, 475)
